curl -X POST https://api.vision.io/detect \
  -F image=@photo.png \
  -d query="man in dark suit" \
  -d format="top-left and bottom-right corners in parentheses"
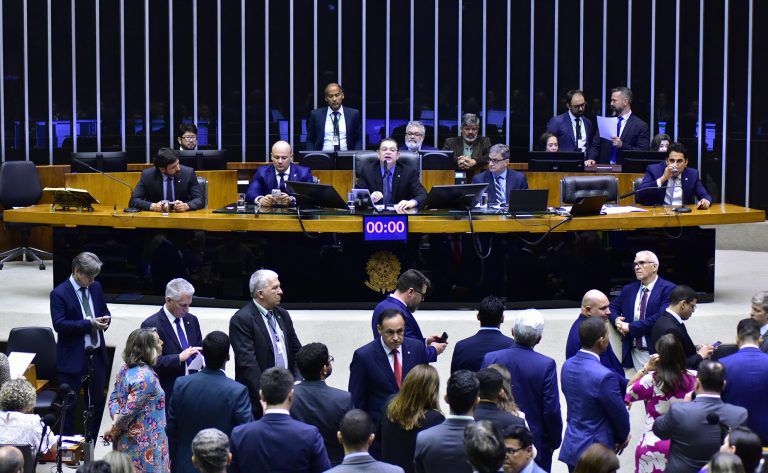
top-left (401, 121), bottom-right (436, 152)
top-left (167, 331), bottom-right (253, 473)
top-left (191, 428), bottom-right (232, 473)
top-left (130, 147), bottom-right (204, 211)
top-left (546, 89), bottom-right (600, 166)
top-left (229, 269), bottom-right (303, 418)
top-left (244, 140), bottom-right (315, 206)
top-left (654, 360), bottom-right (749, 473)
top-left (140, 277), bottom-right (202, 407)
top-left (50, 252), bottom-right (111, 436)
top-left (721, 318), bottom-right (768, 444)
top-left (470, 144), bottom-right (528, 207)
top-left (594, 86), bottom-right (650, 164)
top-left (451, 295), bottom-right (514, 373)
top-left (328, 409), bottom-right (404, 473)
top-left (473, 368), bottom-right (526, 430)
top-left (349, 309), bottom-right (431, 428)
top-left (306, 82), bottom-right (362, 151)
top-left (371, 269), bottom-right (446, 363)
top-left (636, 142), bottom-right (712, 209)
top-left (414, 370), bottom-right (479, 473)
top-left (464, 422), bottom-right (507, 473)
top-left (611, 250), bottom-right (676, 371)
top-left (482, 309), bottom-right (562, 472)
top-left (442, 113), bottom-right (491, 174)
top-left (230, 368), bottom-right (331, 473)
top-left (502, 426), bottom-right (548, 473)
top-left (291, 342), bottom-right (352, 466)
top-left (565, 290), bottom-right (627, 392)
top-left (356, 138), bottom-right (427, 212)
top-left (651, 284), bottom-right (713, 369)
top-left (558, 317), bottom-right (630, 471)
top-left (750, 291), bottom-right (768, 352)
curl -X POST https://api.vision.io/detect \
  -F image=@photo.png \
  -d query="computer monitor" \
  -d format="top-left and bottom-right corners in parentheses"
top-left (70, 152), bottom-right (128, 173)
top-left (286, 181), bottom-right (348, 209)
top-left (421, 150), bottom-right (455, 170)
top-left (621, 151), bottom-right (667, 173)
top-left (423, 183), bottom-right (489, 210)
top-left (297, 151), bottom-right (335, 170)
top-left (177, 149), bottom-right (228, 170)
top-left (527, 151), bottom-right (585, 172)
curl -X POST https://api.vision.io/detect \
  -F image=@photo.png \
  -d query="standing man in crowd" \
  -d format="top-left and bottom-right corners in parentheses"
top-left (355, 138), bottom-right (427, 212)
top-left (306, 82), bottom-right (362, 151)
top-left (470, 144), bottom-right (528, 207)
top-left (442, 113), bottom-right (492, 174)
top-left (327, 410), bottom-right (404, 472)
top-left (636, 142), bottom-right (712, 209)
top-left (177, 123), bottom-right (198, 150)
top-left (451, 295), bottom-right (514, 373)
top-left (595, 86), bottom-right (650, 164)
top-left (50, 252), bottom-right (111, 436)
top-left (651, 284), bottom-right (713, 369)
top-left (130, 147), bottom-right (204, 212)
top-left (245, 140), bottom-right (314, 206)
top-left (229, 269), bottom-right (303, 418)
top-left (750, 291), bottom-right (768, 352)
top-left (546, 89), bottom-right (599, 166)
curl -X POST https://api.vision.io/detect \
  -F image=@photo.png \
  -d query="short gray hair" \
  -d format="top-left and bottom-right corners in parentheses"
top-left (249, 269), bottom-right (279, 296)
top-left (192, 428), bottom-right (230, 473)
top-left (635, 250), bottom-right (659, 269)
top-left (488, 144), bottom-right (510, 161)
top-left (71, 252), bottom-right (102, 277)
top-left (165, 278), bottom-right (195, 301)
top-left (513, 309), bottom-right (545, 347)
top-left (461, 113), bottom-right (480, 128)
top-left (406, 121), bottom-right (425, 134)
top-left (464, 421), bottom-right (505, 473)
top-left (752, 291), bottom-right (768, 312)
top-left (0, 378), bottom-right (36, 412)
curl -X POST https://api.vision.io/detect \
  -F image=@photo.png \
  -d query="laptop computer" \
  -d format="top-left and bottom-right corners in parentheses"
top-left (569, 194), bottom-right (608, 216)
top-left (506, 189), bottom-right (549, 215)
top-left (286, 181), bottom-right (348, 209)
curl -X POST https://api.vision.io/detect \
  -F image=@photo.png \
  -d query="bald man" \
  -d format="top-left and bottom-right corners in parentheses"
top-left (565, 290), bottom-right (628, 392)
top-left (0, 446), bottom-right (23, 473)
top-left (245, 141), bottom-right (315, 206)
top-left (306, 83), bottom-right (363, 151)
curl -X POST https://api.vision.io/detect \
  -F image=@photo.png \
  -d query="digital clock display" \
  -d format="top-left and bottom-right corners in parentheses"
top-left (363, 215), bottom-right (408, 241)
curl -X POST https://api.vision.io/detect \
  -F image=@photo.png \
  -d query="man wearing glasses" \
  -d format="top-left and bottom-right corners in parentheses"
top-left (651, 284), bottom-right (714, 369)
top-left (471, 144), bottom-right (528, 207)
top-left (177, 123), bottom-right (199, 150)
top-left (610, 250), bottom-right (676, 372)
top-left (401, 121), bottom-right (435, 152)
top-left (546, 89), bottom-right (600, 166)
top-left (355, 137), bottom-right (426, 212)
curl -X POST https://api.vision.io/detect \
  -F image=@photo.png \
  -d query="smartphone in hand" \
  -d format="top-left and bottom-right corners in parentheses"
top-left (437, 332), bottom-right (449, 343)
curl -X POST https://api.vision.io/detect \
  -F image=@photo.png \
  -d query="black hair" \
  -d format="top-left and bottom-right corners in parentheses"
top-left (501, 425), bottom-right (534, 448)
top-left (578, 317), bottom-right (607, 349)
top-left (476, 368), bottom-right (504, 400)
top-left (736, 318), bottom-right (762, 343)
top-left (477, 296), bottom-right (505, 327)
top-left (201, 331), bottom-right (230, 370)
top-left (697, 360), bottom-right (726, 393)
top-left (295, 342), bottom-right (330, 381)
top-left (669, 285), bottom-right (697, 306)
top-left (666, 142), bottom-right (688, 158)
top-left (377, 308), bottom-right (404, 327)
top-left (176, 123), bottom-right (198, 139)
top-left (395, 269), bottom-right (431, 294)
top-left (446, 370), bottom-right (480, 415)
top-left (259, 368), bottom-right (294, 405)
top-left (339, 409), bottom-right (374, 451)
top-left (154, 147), bottom-right (179, 169)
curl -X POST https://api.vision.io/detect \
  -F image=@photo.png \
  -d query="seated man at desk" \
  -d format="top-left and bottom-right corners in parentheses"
top-left (245, 140), bottom-right (314, 207)
top-left (471, 143), bottom-right (528, 206)
top-left (636, 142), bottom-right (712, 209)
top-left (130, 147), bottom-right (204, 212)
top-left (355, 137), bottom-right (426, 212)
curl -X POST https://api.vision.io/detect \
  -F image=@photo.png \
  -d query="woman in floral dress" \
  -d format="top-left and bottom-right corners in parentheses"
top-left (625, 333), bottom-right (697, 473)
top-left (106, 328), bottom-right (169, 473)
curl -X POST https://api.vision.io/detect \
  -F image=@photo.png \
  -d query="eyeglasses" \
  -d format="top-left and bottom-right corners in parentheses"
top-left (327, 356), bottom-right (335, 363)
top-left (506, 446), bottom-right (525, 455)
top-left (633, 261), bottom-right (654, 267)
top-left (683, 300), bottom-right (697, 311)
top-left (181, 135), bottom-right (197, 141)
top-left (489, 158), bottom-right (509, 164)
top-left (406, 132), bottom-right (424, 138)
top-left (412, 287), bottom-right (426, 299)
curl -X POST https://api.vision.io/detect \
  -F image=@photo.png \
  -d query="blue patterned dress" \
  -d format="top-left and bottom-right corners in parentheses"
top-left (109, 364), bottom-right (170, 473)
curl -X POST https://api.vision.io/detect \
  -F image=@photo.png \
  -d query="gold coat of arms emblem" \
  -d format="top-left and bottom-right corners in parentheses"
top-left (364, 251), bottom-right (401, 293)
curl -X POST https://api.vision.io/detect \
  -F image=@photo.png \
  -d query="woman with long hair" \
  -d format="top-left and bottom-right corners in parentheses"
top-left (699, 427), bottom-right (763, 473)
top-left (487, 364), bottom-right (528, 425)
top-left (380, 364), bottom-right (444, 473)
top-left (625, 333), bottom-right (697, 473)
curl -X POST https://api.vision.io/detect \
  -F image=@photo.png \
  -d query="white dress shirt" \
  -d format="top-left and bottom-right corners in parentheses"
top-left (568, 111), bottom-right (587, 152)
top-left (322, 106), bottom-right (348, 150)
top-left (69, 276), bottom-right (100, 349)
top-left (379, 336), bottom-right (402, 372)
top-left (164, 306), bottom-right (191, 374)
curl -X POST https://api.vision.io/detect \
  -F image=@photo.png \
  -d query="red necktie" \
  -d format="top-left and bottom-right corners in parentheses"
top-left (392, 349), bottom-right (402, 388)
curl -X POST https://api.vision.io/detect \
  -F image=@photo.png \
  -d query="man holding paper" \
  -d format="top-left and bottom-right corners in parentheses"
top-left (595, 87), bottom-right (650, 164)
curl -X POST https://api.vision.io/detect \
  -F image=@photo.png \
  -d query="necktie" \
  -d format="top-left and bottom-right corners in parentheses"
top-left (80, 287), bottom-right (98, 346)
top-left (665, 178), bottom-right (677, 205)
top-left (165, 177), bottom-right (174, 202)
top-left (173, 317), bottom-right (194, 366)
top-left (636, 288), bottom-right (649, 349)
top-left (331, 111), bottom-right (341, 151)
top-left (610, 116), bottom-right (624, 164)
top-left (266, 311), bottom-right (287, 369)
top-left (495, 175), bottom-right (505, 204)
top-left (392, 349), bottom-right (402, 388)
top-left (278, 172), bottom-right (287, 193)
top-left (383, 170), bottom-right (392, 205)
top-left (574, 117), bottom-right (582, 141)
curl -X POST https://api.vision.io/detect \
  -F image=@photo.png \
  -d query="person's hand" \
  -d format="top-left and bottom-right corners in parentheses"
top-left (611, 136), bottom-right (623, 148)
top-left (615, 317), bottom-right (629, 336)
top-left (276, 192), bottom-right (292, 206)
top-left (370, 191), bottom-right (383, 204)
top-left (457, 155), bottom-right (471, 170)
top-left (646, 353), bottom-right (660, 371)
top-left (394, 199), bottom-right (417, 213)
top-left (258, 195), bottom-right (277, 207)
top-left (179, 346), bottom-right (201, 362)
top-left (426, 334), bottom-right (442, 344)
top-left (661, 163), bottom-right (678, 183)
top-left (91, 317), bottom-right (110, 331)
top-left (102, 424), bottom-right (119, 443)
top-left (172, 200), bottom-right (190, 212)
top-left (150, 201), bottom-right (167, 212)
top-left (430, 342), bottom-right (447, 354)
top-left (698, 343), bottom-right (714, 359)
top-left (584, 159), bottom-right (596, 167)
top-left (615, 434), bottom-right (631, 454)
top-left (697, 198), bottom-right (711, 210)
top-left (466, 158), bottom-right (477, 169)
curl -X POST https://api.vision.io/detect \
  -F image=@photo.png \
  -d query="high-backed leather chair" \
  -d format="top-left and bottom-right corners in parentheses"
top-left (353, 151), bottom-right (421, 180)
top-left (559, 175), bottom-right (619, 206)
top-left (197, 175), bottom-right (209, 209)
top-left (6, 327), bottom-right (58, 415)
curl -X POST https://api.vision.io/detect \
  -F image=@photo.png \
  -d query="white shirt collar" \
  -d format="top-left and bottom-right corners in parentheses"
top-left (343, 452), bottom-right (370, 460)
top-left (264, 408), bottom-right (290, 416)
top-left (760, 324), bottom-right (768, 336)
top-left (446, 414), bottom-right (474, 420)
top-left (696, 394), bottom-right (721, 400)
top-left (275, 165), bottom-right (291, 177)
top-left (619, 110), bottom-right (632, 120)
top-left (567, 110), bottom-right (582, 121)
top-left (163, 305), bottom-right (181, 325)
top-left (642, 275), bottom-right (658, 291)
top-left (579, 349), bottom-right (600, 361)
top-left (666, 308), bottom-right (684, 324)
top-left (68, 275), bottom-right (84, 293)
top-left (326, 106), bottom-right (344, 117)
top-left (478, 327), bottom-right (502, 332)
top-left (740, 343), bottom-right (760, 350)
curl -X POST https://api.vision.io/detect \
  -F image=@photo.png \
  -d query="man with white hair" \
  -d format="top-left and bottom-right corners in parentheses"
top-left (141, 277), bottom-right (203, 407)
top-left (401, 121), bottom-right (435, 152)
top-left (749, 291), bottom-right (768, 353)
top-left (610, 250), bottom-right (676, 372)
top-left (229, 269), bottom-right (303, 418)
top-left (481, 310), bottom-right (562, 472)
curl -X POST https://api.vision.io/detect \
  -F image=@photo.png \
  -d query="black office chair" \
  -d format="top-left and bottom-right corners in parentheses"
top-left (633, 177), bottom-right (643, 205)
top-left (0, 444), bottom-right (34, 473)
top-left (196, 175), bottom-right (209, 209)
top-left (298, 152), bottom-right (335, 170)
top-left (353, 151), bottom-right (380, 179)
top-left (6, 327), bottom-right (58, 416)
top-left (398, 151), bottom-right (421, 178)
top-left (711, 343), bottom-right (739, 361)
top-left (560, 175), bottom-right (619, 206)
top-left (0, 161), bottom-right (52, 270)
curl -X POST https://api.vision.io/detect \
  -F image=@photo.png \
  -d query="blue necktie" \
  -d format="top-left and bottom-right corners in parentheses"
top-left (174, 317), bottom-right (194, 366)
top-left (383, 170), bottom-right (392, 205)
top-left (266, 311), bottom-right (287, 368)
top-left (610, 116), bottom-right (624, 164)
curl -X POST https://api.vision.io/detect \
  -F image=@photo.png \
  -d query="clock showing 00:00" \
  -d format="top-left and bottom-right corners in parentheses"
top-left (363, 215), bottom-right (408, 241)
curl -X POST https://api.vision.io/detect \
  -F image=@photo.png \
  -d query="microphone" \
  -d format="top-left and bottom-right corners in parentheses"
top-left (72, 157), bottom-right (140, 213)
top-left (619, 182), bottom-right (691, 213)
top-left (58, 383), bottom-right (74, 397)
top-left (706, 412), bottom-right (730, 440)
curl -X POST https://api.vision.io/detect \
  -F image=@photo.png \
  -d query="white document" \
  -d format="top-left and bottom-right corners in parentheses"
top-left (596, 116), bottom-right (620, 140)
top-left (601, 206), bottom-right (648, 215)
top-left (8, 352), bottom-right (36, 379)
top-left (188, 354), bottom-right (205, 371)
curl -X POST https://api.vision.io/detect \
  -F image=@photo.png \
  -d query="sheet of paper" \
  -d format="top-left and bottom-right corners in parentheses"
top-left (602, 206), bottom-right (648, 215)
top-left (188, 354), bottom-right (205, 371)
top-left (596, 116), bottom-right (619, 140)
top-left (8, 352), bottom-right (36, 379)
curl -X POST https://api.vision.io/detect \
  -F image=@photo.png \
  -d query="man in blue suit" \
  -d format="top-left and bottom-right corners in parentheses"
top-left (482, 309), bottom-right (562, 472)
top-left (546, 89), bottom-right (600, 166)
top-left (470, 144), bottom-right (528, 207)
top-left (140, 277), bottom-right (203, 407)
top-left (721, 318), bottom-right (768, 444)
top-left (594, 86), bottom-right (650, 164)
top-left (351, 309), bottom-right (432, 428)
top-left (451, 295), bottom-right (514, 373)
top-left (371, 269), bottom-right (446, 363)
top-left (50, 252), bottom-right (111, 436)
top-left (245, 140), bottom-right (314, 205)
top-left (328, 409), bottom-right (404, 472)
top-left (610, 251), bottom-right (676, 372)
top-left (565, 290), bottom-right (627, 392)
top-left (559, 317), bottom-right (630, 471)
top-left (306, 82), bottom-right (362, 151)
top-left (636, 142), bottom-right (712, 209)
top-left (167, 331), bottom-right (253, 473)
top-left (230, 367), bottom-right (331, 473)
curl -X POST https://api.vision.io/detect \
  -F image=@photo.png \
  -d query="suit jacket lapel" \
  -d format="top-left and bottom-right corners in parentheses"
top-left (159, 312), bottom-right (183, 352)
top-left (391, 164), bottom-right (402, 201)
top-left (373, 342), bottom-right (398, 390)
top-left (504, 170), bottom-right (514, 202)
top-left (250, 302), bottom-right (274, 356)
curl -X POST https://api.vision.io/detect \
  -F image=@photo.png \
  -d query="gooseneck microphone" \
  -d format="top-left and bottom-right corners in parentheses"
top-left (618, 182), bottom-right (691, 213)
top-left (71, 157), bottom-right (140, 213)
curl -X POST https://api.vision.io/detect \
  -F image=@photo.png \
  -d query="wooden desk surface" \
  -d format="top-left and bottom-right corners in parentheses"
top-left (5, 203), bottom-right (763, 234)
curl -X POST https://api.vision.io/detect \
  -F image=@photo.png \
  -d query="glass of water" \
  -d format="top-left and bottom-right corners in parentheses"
top-left (236, 193), bottom-right (246, 211)
top-left (160, 200), bottom-right (170, 216)
top-left (347, 192), bottom-right (355, 211)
